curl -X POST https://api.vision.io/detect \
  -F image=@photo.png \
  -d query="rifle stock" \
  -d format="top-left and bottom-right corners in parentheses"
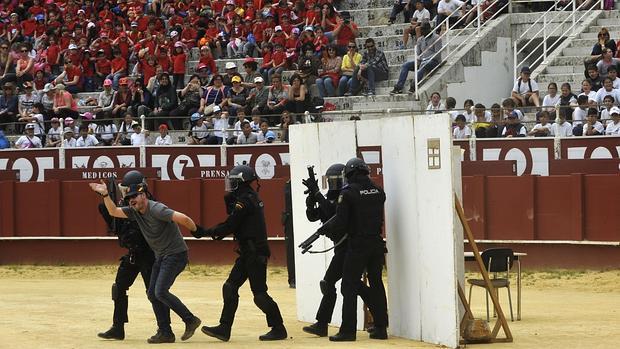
top-left (298, 230), bottom-right (321, 254)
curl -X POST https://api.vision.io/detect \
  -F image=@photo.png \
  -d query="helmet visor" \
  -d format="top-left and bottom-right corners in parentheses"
top-left (224, 173), bottom-right (244, 192)
top-left (325, 175), bottom-right (344, 192)
top-left (118, 183), bottom-right (129, 198)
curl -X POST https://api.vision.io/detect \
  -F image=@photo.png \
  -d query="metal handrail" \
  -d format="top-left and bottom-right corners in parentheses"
top-left (413, 0), bottom-right (510, 100)
top-left (513, 0), bottom-right (600, 78)
top-left (515, 1), bottom-right (571, 45)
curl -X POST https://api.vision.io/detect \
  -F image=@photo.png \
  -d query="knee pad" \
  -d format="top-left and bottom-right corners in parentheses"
top-left (111, 283), bottom-right (127, 301)
top-left (319, 280), bottom-right (335, 296)
top-left (222, 282), bottom-right (239, 302)
top-left (253, 292), bottom-right (273, 309)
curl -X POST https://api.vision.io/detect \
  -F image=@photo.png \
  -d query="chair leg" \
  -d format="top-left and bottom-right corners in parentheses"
top-left (485, 289), bottom-right (490, 322)
top-left (506, 286), bottom-right (514, 322)
top-left (494, 288), bottom-right (499, 318)
top-left (468, 283), bottom-right (474, 309)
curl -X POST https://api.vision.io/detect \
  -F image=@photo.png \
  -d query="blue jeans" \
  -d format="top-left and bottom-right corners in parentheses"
top-left (106, 72), bottom-right (124, 90)
top-left (316, 77), bottom-right (337, 97)
top-left (351, 66), bottom-right (388, 94)
top-left (338, 75), bottom-right (353, 95)
top-left (395, 59), bottom-right (439, 90)
top-left (147, 251), bottom-right (194, 333)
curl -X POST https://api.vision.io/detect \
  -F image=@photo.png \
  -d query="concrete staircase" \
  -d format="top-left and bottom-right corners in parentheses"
top-left (535, 11), bottom-right (618, 94)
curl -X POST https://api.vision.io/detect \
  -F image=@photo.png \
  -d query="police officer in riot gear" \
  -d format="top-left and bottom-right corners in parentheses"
top-left (301, 163), bottom-right (374, 337)
top-left (194, 165), bottom-right (288, 342)
top-left (317, 158), bottom-right (389, 342)
top-left (97, 170), bottom-right (156, 340)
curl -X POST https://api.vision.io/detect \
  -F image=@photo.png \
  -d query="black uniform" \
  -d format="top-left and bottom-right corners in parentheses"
top-left (97, 202), bottom-right (155, 339)
top-left (320, 175), bottom-right (388, 340)
top-left (305, 189), bottom-right (372, 328)
top-left (204, 185), bottom-right (285, 339)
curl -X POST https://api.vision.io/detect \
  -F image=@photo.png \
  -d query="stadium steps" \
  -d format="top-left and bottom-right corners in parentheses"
top-left (536, 11), bottom-right (619, 89)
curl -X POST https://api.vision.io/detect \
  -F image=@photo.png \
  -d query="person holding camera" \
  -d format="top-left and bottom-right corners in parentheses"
top-left (390, 22), bottom-right (441, 95)
top-left (329, 12), bottom-right (359, 56)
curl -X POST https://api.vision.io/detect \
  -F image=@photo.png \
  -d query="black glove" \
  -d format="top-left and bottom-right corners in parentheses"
top-left (191, 225), bottom-right (208, 239)
top-left (305, 195), bottom-right (316, 209)
top-left (302, 178), bottom-right (320, 195)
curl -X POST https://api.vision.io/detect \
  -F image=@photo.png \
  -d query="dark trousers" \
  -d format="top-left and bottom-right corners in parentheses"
top-left (339, 236), bottom-right (388, 334)
top-left (316, 247), bottom-right (372, 324)
top-left (113, 251), bottom-right (155, 325)
top-left (389, 2), bottom-right (412, 22)
top-left (147, 251), bottom-right (195, 334)
top-left (219, 249), bottom-right (283, 328)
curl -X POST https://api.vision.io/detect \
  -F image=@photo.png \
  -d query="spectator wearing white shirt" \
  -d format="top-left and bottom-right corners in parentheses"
top-left (210, 107), bottom-right (229, 144)
top-left (62, 127), bottom-right (77, 147)
top-left (188, 113), bottom-right (209, 145)
top-left (511, 66), bottom-right (540, 107)
top-left (501, 112), bottom-right (527, 137)
top-left (18, 102), bottom-right (45, 140)
top-left (608, 66), bottom-right (620, 89)
top-left (402, 1), bottom-right (430, 49)
top-left (96, 120), bottom-right (118, 146)
top-left (257, 120), bottom-right (276, 143)
top-left (552, 113), bottom-right (573, 137)
top-left (436, 0), bottom-right (465, 32)
top-left (571, 95), bottom-right (589, 134)
top-left (228, 112), bottom-right (247, 144)
top-left (114, 114), bottom-right (135, 146)
top-left (236, 121), bottom-right (258, 144)
top-left (605, 106), bottom-right (620, 135)
top-left (595, 77), bottom-right (620, 106)
top-left (46, 117), bottom-right (63, 147)
top-left (542, 82), bottom-right (560, 112)
top-left (452, 114), bottom-right (471, 139)
top-left (578, 80), bottom-right (597, 107)
top-left (130, 122), bottom-right (148, 145)
top-left (528, 111), bottom-right (552, 137)
top-left (76, 125), bottom-right (99, 147)
top-left (426, 92), bottom-right (445, 114)
top-left (579, 108), bottom-right (604, 136)
top-left (502, 98), bottom-right (524, 121)
top-left (14, 123), bottom-right (43, 148)
top-left (155, 124), bottom-right (173, 145)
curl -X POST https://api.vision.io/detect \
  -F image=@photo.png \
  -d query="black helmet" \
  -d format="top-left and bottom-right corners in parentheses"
top-left (119, 170), bottom-right (147, 198)
top-left (325, 163), bottom-right (345, 192)
top-left (344, 157), bottom-right (370, 178)
top-left (225, 165), bottom-right (257, 192)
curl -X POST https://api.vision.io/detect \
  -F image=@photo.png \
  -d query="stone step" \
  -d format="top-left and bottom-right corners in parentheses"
top-left (578, 30), bottom-right (620, 40)
top-left (324, 93), bottom-right (412, 109)
top-left (562, 45), bottom-right (591, 56)
top-left (586, 25), bottom-right (620, 34)
top-left (338, 0), bottom-right (395, 11)
top-left (596, 17), bottom-right (620, 26)
top-left (348, 7), bottom-right (393, 27)
top-left (570, 38), bottom-right (607, 48)
top-left (357, 23), bottom-right (411, 38)
top-left (550, 55), bottom-right (588, 66)
top-left (536, 72), bottom-right (584, 83)
top-left (544, 65), bottom-right (582, 74)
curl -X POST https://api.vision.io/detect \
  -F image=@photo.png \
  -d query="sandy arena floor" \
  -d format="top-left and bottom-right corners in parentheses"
top-left (1, 265), bottom-right (619, 349)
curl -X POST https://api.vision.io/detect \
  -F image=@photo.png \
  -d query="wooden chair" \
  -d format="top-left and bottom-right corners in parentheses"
top-left (467, 248), bottom-right (515, 322)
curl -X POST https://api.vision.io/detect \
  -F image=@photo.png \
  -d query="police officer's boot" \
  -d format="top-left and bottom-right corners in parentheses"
top-left (259, 324), bottom-right (288, 341)
top-left (302, 321), bottom-right (328, 337)
top-left (369, 326), bottom-right (388, 340)
top-left (181, 316), bottom-right (201, 341)
top-left (147, 330), bottom-right (175, 344)
top-left (329, 331), bottom-right (356, 342)
top-left (97, 324), bottom-right (125, 340)
top-left (201, 323), bottom-right (231, 342)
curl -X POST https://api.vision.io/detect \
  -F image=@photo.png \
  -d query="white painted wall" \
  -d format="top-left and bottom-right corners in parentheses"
top-left (447, 37), bottom-right (514, 108)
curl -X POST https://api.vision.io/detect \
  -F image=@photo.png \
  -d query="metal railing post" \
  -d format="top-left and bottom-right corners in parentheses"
top-left (446, 21), bottom-right (451, 57)
top-left (543, 13), bottom-right (548, 64)
top-left (509, 0), bottom-right (513, 13)
top-left (513, 44), bottom-right (517, 79)
top-left (476, 2), bottom-right (481, 37)
top-left (414, 48), bottom-right (419, 100)
top-left (572, 0), bottom-right (576, 37)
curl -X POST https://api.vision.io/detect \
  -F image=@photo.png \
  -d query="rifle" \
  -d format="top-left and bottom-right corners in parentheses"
top-left (107, 175), bottom-right (118, 232)
top-left (298, 230), bottom-right (321, 254)
top-left (298, 215), bottom-right (347, 254)
top-left (304, 165), bottom-right (318, 195)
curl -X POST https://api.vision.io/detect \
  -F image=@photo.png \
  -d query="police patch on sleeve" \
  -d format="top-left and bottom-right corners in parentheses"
top-left (338, 194), bottom-right (343, 204)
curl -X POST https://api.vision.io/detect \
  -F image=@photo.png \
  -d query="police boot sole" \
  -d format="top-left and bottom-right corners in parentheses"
top-left (259, 332), bottom-right (288, 341)
top-left (201, 326), bottom-right (230, 342)
top-left (97, 332), bottom-right (124, 340)
top-left (302, 325), bottom-right (327, 337)
top-left (329, 333), bottom-right (356, 342)
top-left (146, 335), bottom-right (175, 344)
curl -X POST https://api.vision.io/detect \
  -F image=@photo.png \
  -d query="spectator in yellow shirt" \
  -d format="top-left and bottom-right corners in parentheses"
top-left (338, 41), bottom-right (362, 96)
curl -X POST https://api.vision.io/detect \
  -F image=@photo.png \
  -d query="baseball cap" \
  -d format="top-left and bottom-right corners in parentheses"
top-left (131, 21), bottom-right (138, 27)
top-left (68, 44), bottom-right (78, 50)
top-left (226, 0), bottom-right (235, 4)
top-left (87, 21), bottom-right (96, 29)
top-left (243, 57), bottom-right (256, 65)
top-left (292, 27), bottom-right (300, 35)
top-left (197, 63), bottom-right (208, 70)
top-left (174, 41), bottom-right (184, 48)
top-left (25, 123), bottom-right (35, 130)
top-left (274, 25), bottom-right (282, 32)
top-left (170, 30), bottom-right (178, 37)
top-left (611, 106), bottom-right (620, 115)
top-left (63, 127), bottom-right (74, 134)
top-left (51, 117), bottom-right (60, 123)
top-left (520, 66), bottom-right (531, 74)
top-left (506, 111), bottom-right (518, 118)
top-left (265, 130), bottom-right (276, 141)
top-left (83, 112), bottom-right (95, 120)
top-left (64, 117), bottom-right (74, 125)
top-left (213, 105), bottom-right (222, 113)
top-left (159, 124), bottom-right (169, 131)
top-left (231, 75), bottom-right (242, 83)
top-left (100, 32), bottom-right (108, 38)
top-left (225, 62), bottom-right (237, 69)
top-left (254, 76), bottom-right (264, 83)
top-left (131, 121), bottom-right (140, 128)
top-left (119, 77), bottom-right (129, 85)
top-left (304, 25), bottom-right (314, 32)
top-left (103, 79), bottom-right (113, 86)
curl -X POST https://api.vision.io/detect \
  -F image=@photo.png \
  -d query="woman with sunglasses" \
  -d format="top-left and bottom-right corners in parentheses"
top-left (338, 41), bottom-right (361, 96)
top-left (316, 45), bottom-right (341, 98)
top-left (14, 44), bottom-right (34, 89)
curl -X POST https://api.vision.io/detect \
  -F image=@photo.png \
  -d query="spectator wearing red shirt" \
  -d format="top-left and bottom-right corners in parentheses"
top-left (279, 14), bottom-right (294, 35)
top-left (6, 13), bottom-right (21, 43)
top-left (199, 46), bottom-right (218, 75)
top-left (136, 11), bottom-right (151, 32)
top-left (28, 0), bottom-right (45, 17)
top-left (21, 15), bottom-right (37, 40)
top-left (81, 50), bottom-right (96, 92)
top-left (34, 15), bottom-right (46, 37)
top-left (171, 42), bottom-right (187, 89)
top-left (273, 0), bottom-right (292, 21)
top-left (211, 0), bottom-right (227, 14)
top-left (138, 54), bottom-right (158, 88)
top-left (285, 27), bottom-right (301, 64)
top-left (112, 33), bottom-right (133, 59)
top-left (330, 13), bottom-right (359, 55)
top-left (320, 4), bottom-right (338, 32)
top-left (202, 20), bottom-right (223, 59)
top-left (244, 0), bottom-right (256, 20)
top-left (180, 22), bottom-right (198, 48)
top-left (55, 59), bottom-right (83, 94)
top-left (292, 1), bottom-right (306, 26)
top-left (259, 43), bottom-right (273, 83)
top-left (252, 17), bottom-right (266, 45)
top-left (268, 43), bottom-right (287, 84)
top-left (270, 26), bottom-right (287, 48)
top-left (313, 26), bottom-right (329, 54)
top-left (45, 12), bottom-right (62, 31)
top-left (128, 22), bottom-right (142, 43)
top-left (91, 32), bottom-right (113, 59)
top-left (108, 49), bottom-right (127, 89)
top-left (46, 36), bottom-right (62, 75)
top-left (157, 46), bottom-right (172, 73)
top-left (95, 49), bottom-right (112, 88)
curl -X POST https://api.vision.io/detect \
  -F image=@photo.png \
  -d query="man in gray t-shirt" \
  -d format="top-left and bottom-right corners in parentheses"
top-left (91, 170), bottom-right (209, 344)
